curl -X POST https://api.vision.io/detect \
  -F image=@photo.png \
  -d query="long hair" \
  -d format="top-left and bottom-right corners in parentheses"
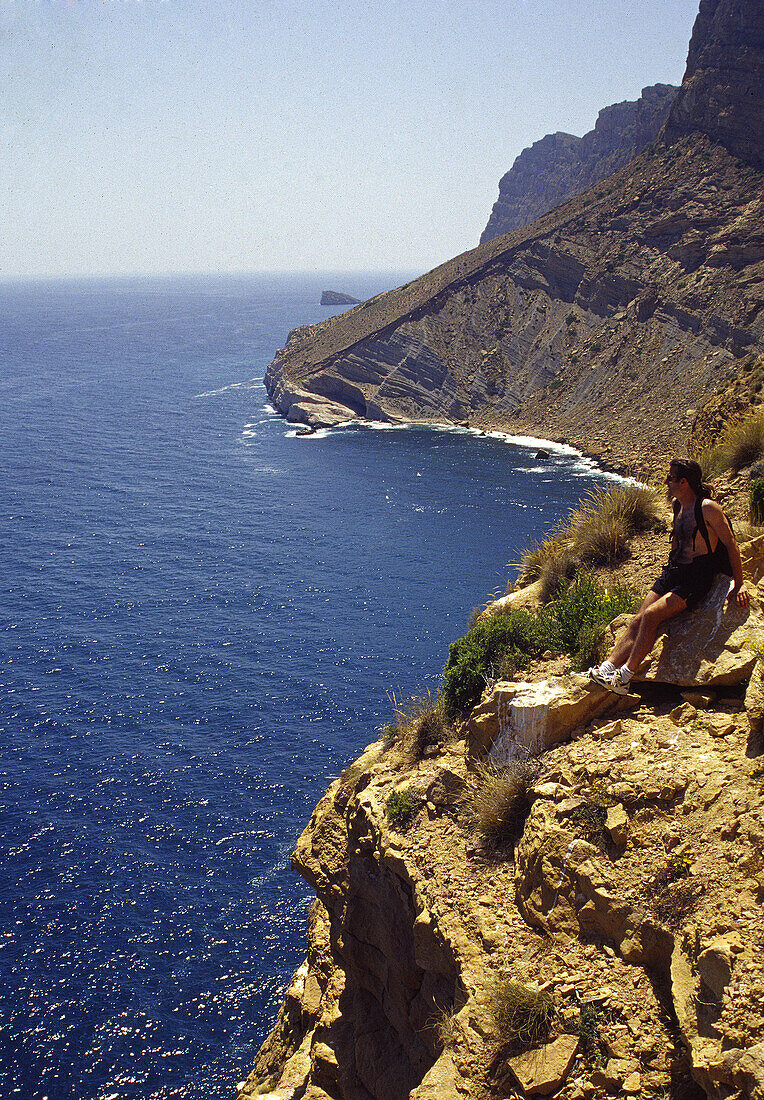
top-left (669, 457), bottom-right (713, 500)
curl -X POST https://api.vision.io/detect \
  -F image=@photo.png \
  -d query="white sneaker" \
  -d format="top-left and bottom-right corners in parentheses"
top-left (588, 666), bottom-right (631, 696)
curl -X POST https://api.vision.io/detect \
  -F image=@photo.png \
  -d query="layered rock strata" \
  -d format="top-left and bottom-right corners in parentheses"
top-left (481, 84), bottom-right (678, 244)
top-left (264, 0), bottom-right (764, 473)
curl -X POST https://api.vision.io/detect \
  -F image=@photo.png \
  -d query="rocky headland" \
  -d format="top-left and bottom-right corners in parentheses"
top-left (245, 2), bottom-right (764, 1097)
top-left (238, 479), bottom-right (764, 1100)
top-left (480, 84), bottom-right (679, 245)
top-left (264, 0), bottom-right (763, 477)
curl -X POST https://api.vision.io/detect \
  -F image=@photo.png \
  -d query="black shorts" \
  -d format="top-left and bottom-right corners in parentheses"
top-left (651, 555), bottom-right (717, 610)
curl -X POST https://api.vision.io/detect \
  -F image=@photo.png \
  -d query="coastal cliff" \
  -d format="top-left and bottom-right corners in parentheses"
top-left (245, 3), bottom-right (764, 1098)
top-left (480, 85), bottom-right (678, 244)
top-left (238, 514), bottom-right (764, 1100)
top-left (264, 0), bottom-right (763, 474)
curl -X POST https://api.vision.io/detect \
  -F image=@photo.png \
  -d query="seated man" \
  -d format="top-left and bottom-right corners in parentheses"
top-left (589, 457), bottom-right (750, 695)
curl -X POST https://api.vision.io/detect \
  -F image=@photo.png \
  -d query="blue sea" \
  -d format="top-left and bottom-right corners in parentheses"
top-left (0, 272), bottom-right (611, 1100)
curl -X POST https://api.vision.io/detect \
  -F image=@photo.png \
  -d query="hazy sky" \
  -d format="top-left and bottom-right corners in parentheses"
top-left (2, 0), bottom-right (700, 281)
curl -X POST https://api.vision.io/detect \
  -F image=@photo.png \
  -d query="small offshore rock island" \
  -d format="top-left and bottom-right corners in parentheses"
top-left (244, 2), bottom-right (764, 1097)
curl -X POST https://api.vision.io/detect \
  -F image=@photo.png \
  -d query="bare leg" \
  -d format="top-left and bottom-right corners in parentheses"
top-left (607, 591), bottom-right (687, 672)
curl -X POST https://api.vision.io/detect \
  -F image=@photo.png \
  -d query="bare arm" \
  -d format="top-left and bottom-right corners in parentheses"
top-left (702, 500), bottom-right (750, 607)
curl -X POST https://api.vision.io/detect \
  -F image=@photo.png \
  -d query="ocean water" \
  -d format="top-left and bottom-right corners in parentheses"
top-left (0, 273), bottom-right (612, 1100)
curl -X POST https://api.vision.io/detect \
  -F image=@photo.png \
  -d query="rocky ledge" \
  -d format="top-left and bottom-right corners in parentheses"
top-left (238, 527), bottom-right (764, 1100)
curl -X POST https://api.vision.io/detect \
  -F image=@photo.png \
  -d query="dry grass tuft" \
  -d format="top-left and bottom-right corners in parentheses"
top-left (464, 759), bottom-right (540, 851)
top-left (431, 1004), bottom-right (460, 1052)
top-left (702, 410), bottom-right (764, 476)
top-left (488, 979), bottom-right (556, 1044)
top-left (387, 690), bottom-right (452, 760)
top-left (517, 483), bottom-right (661, 598)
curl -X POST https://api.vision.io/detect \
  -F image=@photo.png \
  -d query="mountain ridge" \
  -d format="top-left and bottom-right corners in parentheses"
top-left (480, 84), bottom-right (679, 245)
top-left (264, 0), bottom-right (763, 474)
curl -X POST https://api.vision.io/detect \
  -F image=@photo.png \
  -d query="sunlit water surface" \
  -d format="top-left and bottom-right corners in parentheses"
top-left (0, 273), bottom-right (611, 1099)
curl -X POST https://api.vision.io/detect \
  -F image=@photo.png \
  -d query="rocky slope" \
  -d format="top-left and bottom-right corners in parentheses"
top-left (264, 0), bottom-right (764, 476)
top-left (238, 505), bottom-right (764, 1100)
top-left (480, 85), bottom-right (678, 244)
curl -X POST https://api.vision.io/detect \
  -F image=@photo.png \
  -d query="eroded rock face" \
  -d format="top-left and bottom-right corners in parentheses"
top-left (467, 676), bottom-right (636, 761)
top-left (242, 678), bottom-right (764, 1100)
top-left (662, 0), bottom-right (764, 170)
top-left (481, 85), bottom-right (678, 244)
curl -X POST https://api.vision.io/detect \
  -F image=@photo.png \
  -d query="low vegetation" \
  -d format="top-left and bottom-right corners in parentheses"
top-left (443, 573), bottom-right (638, 717)
top-left (464, 759), bottom-right (540, 851)
top-left (751, 476), bottom-right (764, 525)
top-left (488, 979), bottom-right (556, 1045)
top-left (702, 405), bottom-right (764, 476)
top-left (571, 1001), bottom-right (616, 1066)
top-left (518, 482), bottom-right (661, 599)
top-left (385, 786), bottom-right (424, 830)
top-left (385, 690), bottom-right (453, 760)
top-left (567, 780), bottom-right (612, 843)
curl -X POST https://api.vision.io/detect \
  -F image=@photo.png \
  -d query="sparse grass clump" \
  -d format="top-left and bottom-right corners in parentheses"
top-left (387, 690), bottom-right (452, 760)
top-left (432, 1004), bottom-right (460, 1052)
top-left (518, 483), bottom-right (661, 598)
top-left (464, 759), bottom-right (541, 851)
top-left (386, 786), bottom-right (424, 830)
top-left (703, 409), bottom-right (764, 476)
top-left (489, 979), bottom-right (555, 1045)
top-left (653, 878), bottom-right (703, 930)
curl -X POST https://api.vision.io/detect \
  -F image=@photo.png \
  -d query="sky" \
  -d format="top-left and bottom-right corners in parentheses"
top-left (1, 0), bottom-right (701, 281)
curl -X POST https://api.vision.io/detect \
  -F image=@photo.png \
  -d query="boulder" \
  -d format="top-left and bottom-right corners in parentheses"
top-left (467, 677), bottom-right (637, 761)
top-left (697, 939), bottom-right (734, 1002)
top-left (479, 579), bottom-right (544, 618)
top-left (608, 575), bottom-right (764, 689)
top-left (605, 804), bottom-right (629, 847)
top-left (506, 1033), bottom-right (579, 1095)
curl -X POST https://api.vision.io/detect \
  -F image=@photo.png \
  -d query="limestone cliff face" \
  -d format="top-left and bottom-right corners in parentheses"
top-left (263, 0), bottom-right (763, 472)
top-left (238, 535), bottom-right (764, 1100)
top-left (480, 85), bottom-right (678, 244)
top-left (662, 0), bottom-right (764, 170)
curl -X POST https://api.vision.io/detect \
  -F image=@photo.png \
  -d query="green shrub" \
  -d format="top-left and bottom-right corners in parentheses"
top-left (386, 787), bottom-right (423, 830)
top-left (442, 574), bottom-right (637, 716)
top-left (442, 610), bottom-right (547, 717)
top-left (464, 759), bottom-right (540, 851)
top-left (489, 979), bottom-right (555, 1045)
top-left (751, 476), bottom-right (764, 525)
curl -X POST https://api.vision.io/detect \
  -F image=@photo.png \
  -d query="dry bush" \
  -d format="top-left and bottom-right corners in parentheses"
top-left (517, 483), bottom-right (660, 597)
top-left (703, 410), bottom-right (764, 476)
top-left (653, 879), bottom-right (703, 930)
top-left (464, 759), bottom-right (540, 851)
top-left (488, 979), bottom-right (555, 1044)
top-left (388, 690), bottom-right (452, 760)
